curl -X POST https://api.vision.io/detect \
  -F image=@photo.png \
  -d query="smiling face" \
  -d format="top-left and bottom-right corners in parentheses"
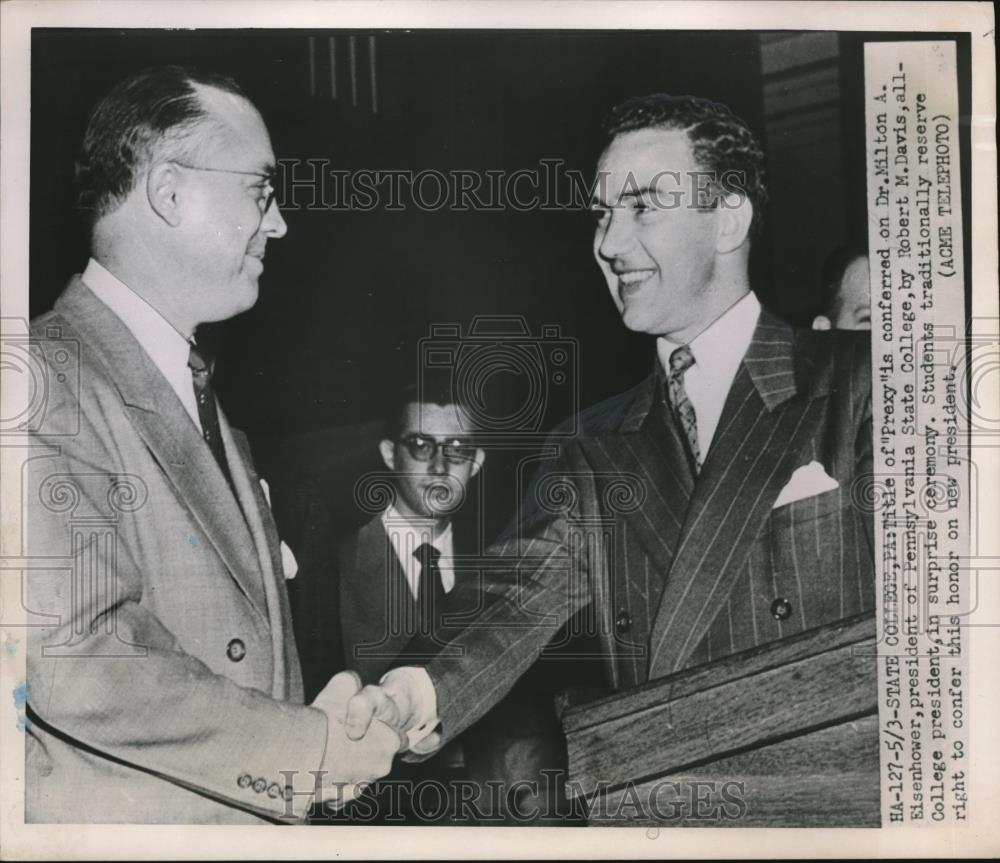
top-left (592, 127), bottom-right (745, 342)
top-left (169, 85), bottom-right (287, 325)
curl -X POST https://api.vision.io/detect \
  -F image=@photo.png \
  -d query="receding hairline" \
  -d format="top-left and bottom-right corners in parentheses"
top-left (191, 81), bottom-right (261, 121)
top-left (172, 82), bottom-right (270, 163)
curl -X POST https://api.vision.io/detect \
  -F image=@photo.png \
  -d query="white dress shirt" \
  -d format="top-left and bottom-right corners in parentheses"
top-left (81, 258), bottom-right (202, 433)
top-left (656, 291), bottom-right (761, 460)
top-left (381, 505), bottom-right (455, 599)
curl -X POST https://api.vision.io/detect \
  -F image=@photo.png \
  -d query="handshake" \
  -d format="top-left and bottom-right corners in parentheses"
top-left (307, 667), bottom-right (439, 805)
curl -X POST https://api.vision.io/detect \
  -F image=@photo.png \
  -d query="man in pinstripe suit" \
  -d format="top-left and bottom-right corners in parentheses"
top-left (345, 94), bottom-right (875, 764)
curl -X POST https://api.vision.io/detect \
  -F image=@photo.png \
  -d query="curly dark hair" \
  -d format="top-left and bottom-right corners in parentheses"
top-left (602, 93), bottom-right (768, 240)
top-left (76, 65), bottom-right (248, 225)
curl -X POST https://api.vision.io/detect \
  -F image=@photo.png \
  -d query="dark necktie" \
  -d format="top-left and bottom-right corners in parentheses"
top-left (668, 344), bottom-right (701, 474)
top-left (413, 543), bottom-right (447, 641)
top-left (187, 342), bottom-right (232, 485)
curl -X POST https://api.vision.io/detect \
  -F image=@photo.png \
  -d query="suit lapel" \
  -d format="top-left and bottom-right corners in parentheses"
top-left (57, 279), bottom-right (268, 622)
top-left (647, 313), bottom-right (826, 678)
top-left (340, 516), bottom-right (415, 682)
top-left (226, 432), bottom-right (301, 696)
top-left (576, 372), bottom-right (694, 588)
top-left (227, 428), bottom-right (285, 581)
top-left (221, 415), bottom-right (289, 698)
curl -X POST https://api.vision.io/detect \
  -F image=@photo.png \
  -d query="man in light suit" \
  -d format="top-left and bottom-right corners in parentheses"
top-left (346, 94), bottom-right (875, 771)
top-left (25, 65), bottom-right (401, 824)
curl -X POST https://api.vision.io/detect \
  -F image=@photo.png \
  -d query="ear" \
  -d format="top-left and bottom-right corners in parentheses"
top-left (812, 315), bottom-right (833, 331)
top-left (715, 192), bottom-right (753, 254)
top-left (146, 162), bottom-right (184, 227)
top-left (469, 448), bottom-right (485, 478)
top-left (378, 438), bottom-right (396, 472)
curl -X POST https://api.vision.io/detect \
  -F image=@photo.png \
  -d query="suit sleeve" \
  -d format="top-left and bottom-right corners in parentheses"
top-left (424, 448), bottom-right (594, 742)
top-left (25, 376), bottom-right (327, 822)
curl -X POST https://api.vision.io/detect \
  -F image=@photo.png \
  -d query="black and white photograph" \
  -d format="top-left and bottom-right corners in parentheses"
top-left (0, 1), bottom-right (996, 858)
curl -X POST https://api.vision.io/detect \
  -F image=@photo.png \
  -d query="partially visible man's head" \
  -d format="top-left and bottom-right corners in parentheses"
top-left (592, 94), bottom-right (766, 342)
top-left (813, 246), bottom-right (872, 331)
top-left (379, 382), bottom-right (485, 523)
top-left (79, 66), bottom-right (287, 333)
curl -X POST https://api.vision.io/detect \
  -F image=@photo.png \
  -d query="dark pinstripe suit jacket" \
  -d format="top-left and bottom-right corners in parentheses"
top-left (425, 310), bottom-right (875, 741)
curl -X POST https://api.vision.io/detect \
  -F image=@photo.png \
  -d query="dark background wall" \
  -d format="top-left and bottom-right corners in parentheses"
top-left (29, 28), bottom-right (971, 541)
top-left (30, 29), bottom-right (772, 428)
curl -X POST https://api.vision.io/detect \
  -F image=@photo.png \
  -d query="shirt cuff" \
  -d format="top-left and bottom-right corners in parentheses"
top-left (379, 666), bottom-right (438, 750)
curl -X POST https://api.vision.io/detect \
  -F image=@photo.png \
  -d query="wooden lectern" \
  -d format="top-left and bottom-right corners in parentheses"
top-left (557, 613), bottom-right (880, 827)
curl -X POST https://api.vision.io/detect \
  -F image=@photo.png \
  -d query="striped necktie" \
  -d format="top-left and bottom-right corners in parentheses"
top-left (667, 344), bottom-right (701, 474)
top-left (187, 342), bottom-right (232, 485)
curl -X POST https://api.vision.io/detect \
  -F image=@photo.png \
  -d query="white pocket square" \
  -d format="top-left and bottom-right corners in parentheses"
top-left (280, 540), bottom-right (299, 580)
top-left (772, 460), bottom-right (839, 508)
top-left (260, 479), bottom-right (299, 579)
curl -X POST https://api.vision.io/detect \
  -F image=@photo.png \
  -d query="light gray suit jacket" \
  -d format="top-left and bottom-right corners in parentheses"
top-left (25, 279), bottom-right (327, 823)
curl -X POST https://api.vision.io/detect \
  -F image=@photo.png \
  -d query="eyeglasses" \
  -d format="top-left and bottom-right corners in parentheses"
top-left (398, 433), bottom-right (477, 464)
top-left (170, 161), bottom-right (277, 213)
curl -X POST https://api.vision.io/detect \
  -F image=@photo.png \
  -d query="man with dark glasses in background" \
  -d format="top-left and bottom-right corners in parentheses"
top-left (333, 381), bottom-right (485, 822)
top-left (338, 380), bottom-right (485, 684)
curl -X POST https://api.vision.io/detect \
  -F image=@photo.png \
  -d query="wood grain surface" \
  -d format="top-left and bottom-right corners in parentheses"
top-left (561, 614), bottom-right (880, 826)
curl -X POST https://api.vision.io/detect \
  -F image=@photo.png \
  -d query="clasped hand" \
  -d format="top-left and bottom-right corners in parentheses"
top-left (309, 669), bottom-right (440, 805)
top-left (345, 671), bottom-right (442, 755)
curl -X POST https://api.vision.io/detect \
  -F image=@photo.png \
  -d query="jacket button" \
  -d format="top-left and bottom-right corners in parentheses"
top-left (227, 639), bottom-right (247, 662)
top-left (615, 610), bottom-right (632, 633)
top-left (252, 777), bottom-right (267, 794)
top-left (237, 773), bottom-right (252, 789)
top-left (267, 782), bottom-right (282, 799)
top-left (770, 597), bottom-right (793, 621)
